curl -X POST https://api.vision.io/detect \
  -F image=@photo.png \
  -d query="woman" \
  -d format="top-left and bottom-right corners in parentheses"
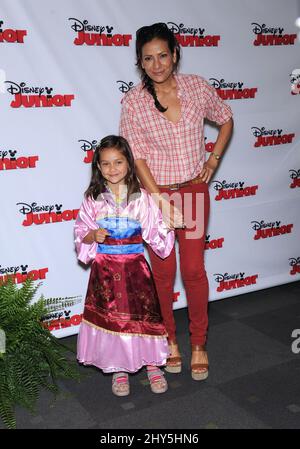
top-left (120, 22), bottom-right (233, 380)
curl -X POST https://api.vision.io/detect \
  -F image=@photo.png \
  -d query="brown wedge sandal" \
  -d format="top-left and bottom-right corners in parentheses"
top-left (191, 344), bottom-right (209, 381)
top-left (165, 342), bottom-right (182, 374)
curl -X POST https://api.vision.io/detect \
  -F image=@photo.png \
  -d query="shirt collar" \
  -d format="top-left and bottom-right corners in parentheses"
top-left (136, 82), bottom-right (148, 99)
top-left (137, 73), bottom-right (186, 101)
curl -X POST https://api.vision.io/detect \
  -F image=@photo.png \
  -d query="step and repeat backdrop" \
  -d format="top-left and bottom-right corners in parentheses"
top-left (1, 0), bottom-right (300, 337)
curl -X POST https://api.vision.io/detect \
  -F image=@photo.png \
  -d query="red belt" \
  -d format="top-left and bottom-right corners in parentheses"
top-left (158, 174), bottom-right (204, 190)
top-left (104, 235), bottom-right (143, 245)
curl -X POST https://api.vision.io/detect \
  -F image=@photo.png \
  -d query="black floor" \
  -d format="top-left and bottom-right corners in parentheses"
top-left (3, 280), bottom-right (300, 429)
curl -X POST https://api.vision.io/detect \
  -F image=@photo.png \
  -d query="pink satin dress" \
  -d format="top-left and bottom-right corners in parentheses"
top-left (74, 188), bottom-right (174, 373)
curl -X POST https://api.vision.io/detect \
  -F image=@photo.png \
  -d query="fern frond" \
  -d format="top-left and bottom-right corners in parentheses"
top-left (0, 278), bottom-right (81, 428)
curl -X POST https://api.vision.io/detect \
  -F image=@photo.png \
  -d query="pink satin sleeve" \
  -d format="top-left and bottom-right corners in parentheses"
top-left (74, 196), bottom-right (98, 265)
top-left (139, 190), bottom-right (175, 259)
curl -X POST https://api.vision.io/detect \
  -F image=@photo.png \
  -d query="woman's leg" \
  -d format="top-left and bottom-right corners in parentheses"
top-left (177, 183), bottom-right (210, 346)
top-left (147, 245), bottom-right (177, 342)
top-left (147, 247), bottom-right (181, 371)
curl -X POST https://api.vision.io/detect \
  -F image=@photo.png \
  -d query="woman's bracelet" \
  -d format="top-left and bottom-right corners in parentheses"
top-left (210, 152), bottom-right (221, 161)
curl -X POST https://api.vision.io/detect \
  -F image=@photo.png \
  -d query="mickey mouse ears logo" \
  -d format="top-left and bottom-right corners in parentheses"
top-left (290, 69), bottom-right (300, 95)
top-left (117, 80), bottom-right (134, 93)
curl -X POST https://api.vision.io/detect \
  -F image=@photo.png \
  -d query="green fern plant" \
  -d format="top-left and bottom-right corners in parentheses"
top-left (0, 278), bottom-right (81, 429)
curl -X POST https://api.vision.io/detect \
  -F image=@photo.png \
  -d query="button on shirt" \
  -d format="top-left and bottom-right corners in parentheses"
top-left (119, 73), bottom-right (233, 185)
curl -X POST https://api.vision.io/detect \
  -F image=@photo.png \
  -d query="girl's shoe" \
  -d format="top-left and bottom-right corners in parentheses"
top-left (147, 366), bottom-right (168, 393)
top-left (165, 342), bottom-right (182, 373)
top-left (191, 344), bottom-right (209, 381)
top-left (112, 372), bottom-right (130, 396)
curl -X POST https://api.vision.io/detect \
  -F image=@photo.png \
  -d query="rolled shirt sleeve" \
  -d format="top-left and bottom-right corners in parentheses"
top-left (201, 78), bottom-right (233, 125)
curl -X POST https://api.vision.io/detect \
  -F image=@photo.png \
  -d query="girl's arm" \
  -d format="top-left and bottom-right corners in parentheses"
top-left (139, 190), bottom-right (175, 259)
top-left (83, 228), bottom-right (110, 244)
top-left (74, 197), bottom-right (98, 264)
top-left (82, 230), bottom-right (97, 244)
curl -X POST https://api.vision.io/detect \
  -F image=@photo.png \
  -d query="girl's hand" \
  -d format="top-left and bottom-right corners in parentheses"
top-left (93, 228), bottom-right (110, 243)
top-left (199, 157), bottom-right (219, 183)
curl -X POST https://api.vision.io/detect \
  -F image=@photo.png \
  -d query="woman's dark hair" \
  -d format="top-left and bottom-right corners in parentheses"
top-left (85, 135), bottom-right (141, 201)
top-left (136, 22), bottom-right (181, 112)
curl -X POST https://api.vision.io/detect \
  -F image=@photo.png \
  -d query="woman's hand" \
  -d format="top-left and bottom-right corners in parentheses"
top-left (93, 228), bottom-right (110, 243)
top-left (160, 197), bottom-right (185, 229)
top-left (199, 156), bottom-right (219, 183)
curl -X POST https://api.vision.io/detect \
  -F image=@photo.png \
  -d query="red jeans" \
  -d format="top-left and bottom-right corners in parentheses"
top-left (148, 182), bottom-right (210, 346)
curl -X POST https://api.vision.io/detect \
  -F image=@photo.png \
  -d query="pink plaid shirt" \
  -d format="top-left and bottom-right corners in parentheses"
top-left (119, 73), bottom-right (233, 185)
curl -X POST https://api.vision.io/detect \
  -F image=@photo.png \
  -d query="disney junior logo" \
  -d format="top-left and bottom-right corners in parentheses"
top-left (16, 202), bottom-right (79, 226)
top-left (289, 169), bottom-right (300, 188)
top-left (289, 257), bottom-right (300, 276)
top-left (252, 23), bottom-right (297, 46)
top-left (0, 20), bottom-right (27, 43)
top-left (290, 69), bottom-right (300, 95)
top-left (43, 311), bottom-right (83, 332)
top-left (69, 18), bottom-right (132, 46)
top-left (214, 272), bottom-right (258, 293)
top-left (5, 81), bottom-right (75, 108)
top-left (0, 263), bottom-right (48, 285)
top-left (205, 234), bottom-right (224, 250)
top-left (41, 295), bottom-right (83, 329)
top-left (78, 139), bottom-right (98, 164)
top-left (252, 126), bottom-right (295, 147)
top-left (117, 80), bottom-right (134, 94)
top-left (211, 179), bottom-right (258, 201)
top-left (167, 21), bottom-right (220, 47)
top-left (251, 219), bottom-right (293, 240)
top-left (209, 78), bottom-right (258, 100)
top-left (0, 149), bottom-right (39, 170)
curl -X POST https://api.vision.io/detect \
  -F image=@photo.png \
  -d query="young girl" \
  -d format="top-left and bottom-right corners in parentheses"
top-left (74, 135), bottom-right (174, 396)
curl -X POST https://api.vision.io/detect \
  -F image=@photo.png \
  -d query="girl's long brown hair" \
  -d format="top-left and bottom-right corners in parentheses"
top-left (85, 135), bottom-right (141, 201)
